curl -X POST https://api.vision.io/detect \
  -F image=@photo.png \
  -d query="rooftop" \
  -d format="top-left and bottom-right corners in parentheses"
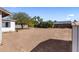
top-left (0, 7), bottom-right (11, 17)
top-left (54, 21), bottom-right (71, 24)
top-left (72, 22), bottom-right (79, 26)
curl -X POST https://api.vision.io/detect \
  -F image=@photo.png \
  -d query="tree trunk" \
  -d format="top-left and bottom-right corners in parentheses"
top-left (21, 24), bottom-right (23, 29)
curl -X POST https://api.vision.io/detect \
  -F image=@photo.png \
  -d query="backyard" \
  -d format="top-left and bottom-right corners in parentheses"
top-left (1, 28), bottom-right (72, 52)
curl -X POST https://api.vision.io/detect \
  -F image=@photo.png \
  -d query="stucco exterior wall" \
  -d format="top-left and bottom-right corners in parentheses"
top-left (0, 11), bottom-right (2, 44)
top-left (2, 22), bottom-right (15, 32)
top-left (72, 26), bottom-right (78, 52)
top-left (72, 26), bottom-right (79, 52)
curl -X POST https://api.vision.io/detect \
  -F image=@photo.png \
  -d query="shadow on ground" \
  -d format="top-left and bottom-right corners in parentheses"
top-left (31, 39), bottom-right (72, 52)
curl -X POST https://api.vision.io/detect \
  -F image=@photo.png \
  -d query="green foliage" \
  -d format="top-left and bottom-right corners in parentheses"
top-left (28, 16), bottom-right (43, 27)
top-left (27, 19), bottom-right (35, 27)
top-left (12, 12), bottom-right (54, 28)
top-left (27, 17), bottom-right (38, 27)
top-left (36, 16), bottom-right (43, 23)
top-left (35, 20), bottom-right (54, 28)
top-left (47, 20), bottom-right (54, 27)
top-left (30, 16), bottom-right (54, 28)
top-left (12, 12), bottom-right (31, 29)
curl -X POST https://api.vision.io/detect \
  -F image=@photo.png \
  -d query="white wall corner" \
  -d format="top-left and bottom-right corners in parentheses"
top-left (0, 11), bottom-right (2, 45)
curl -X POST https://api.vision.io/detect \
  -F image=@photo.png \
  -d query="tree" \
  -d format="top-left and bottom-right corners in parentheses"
top-left (36, 16), bottom-right (43, 23)
top-left (39, 18), bottom-right (43, 23)
top-left (27, 16), bottom-right (38, 27)
top-left (27, 18), bottom-right (37, 27)
top-left (33, 16), bottom-right (37, 21)
top-left (30, 16), bottom-right (43, 27)
top-left (35, 20), bottom-right (54, 28)
top-left (47, 20), bottom-right (54, 28)
top-left (37, 16), bottom-right (40, 22)
top-left (74, 20), bottom-right (77, 22)
top-left (54, 20), bottom-right (56, 22)
top-left (12, 12), bottom-right (31, 29)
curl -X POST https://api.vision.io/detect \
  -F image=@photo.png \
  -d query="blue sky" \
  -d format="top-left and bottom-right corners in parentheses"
top-left (4, 7), bottom-right (79, 21)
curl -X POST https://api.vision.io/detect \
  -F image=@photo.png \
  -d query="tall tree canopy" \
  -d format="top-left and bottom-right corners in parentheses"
top-left (12, 12), bottom-right (31, 29)
top-left (36, 16), bottom-right (43, 23)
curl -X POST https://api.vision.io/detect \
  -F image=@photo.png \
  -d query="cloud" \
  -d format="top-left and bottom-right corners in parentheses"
top-left (66, 14), bottom-right (75, 20)
top-left (66, 17), bottom-right (71, 20)
top-left (68, 14), bottom-right (75, 17)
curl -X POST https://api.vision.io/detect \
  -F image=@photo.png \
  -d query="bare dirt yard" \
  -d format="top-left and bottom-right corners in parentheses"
top-left (1, 28), bottom-right (72, 52)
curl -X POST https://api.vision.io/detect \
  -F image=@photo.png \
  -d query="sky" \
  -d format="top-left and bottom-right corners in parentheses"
top-left (4, 7), bottom-right (79, 21)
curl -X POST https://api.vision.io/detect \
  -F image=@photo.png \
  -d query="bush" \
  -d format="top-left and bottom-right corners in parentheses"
top-left (35, 21), bottom-right (53, 28)
top-left (27, 19), bottom-right (38, 27)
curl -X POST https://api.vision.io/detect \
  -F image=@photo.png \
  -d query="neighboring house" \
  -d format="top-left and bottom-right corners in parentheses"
top-left (54, 21), bottom-right (72, 28)
top-left (16, 25), bottom-right (28, 29)
top-left (2, 19), bottom-right (15, 32)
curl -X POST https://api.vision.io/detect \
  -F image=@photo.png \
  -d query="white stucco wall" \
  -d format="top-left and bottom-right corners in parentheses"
top-left (2, 22), bottom-right (15, 32)
top-left (72, 26), bottom-right (78, 52)
top-left (72, 26), bottom-right (79, 52)
top-left (0, 12), bottom-right (2, 44)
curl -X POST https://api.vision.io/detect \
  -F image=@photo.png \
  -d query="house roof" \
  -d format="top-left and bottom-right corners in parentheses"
top-left (0, 7), bottom-right (11, 17)
top-left (72, 22), bottom-right (79, 26)
top-left (54, 21), bottom-right (71, 24)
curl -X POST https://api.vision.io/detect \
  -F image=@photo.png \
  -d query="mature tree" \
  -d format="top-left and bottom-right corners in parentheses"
top-left (54, 20), bottom-right (57, 22)
top-left (33, 16), bottom-right (37, 21)
top-left (47, 20), bottom-right (54, 28)
top-left (39, 18), bottom-right (43, 23)
top-left (29, 16), bottom-right (43, 27)
top-left (27, 16), bottom-right (38, 27)
top-left (37, 16), bottom-right (40, 21)
top-left (35, 20), bottom-right (54, 28)
top-left (36, 16), bottom-right (43, 23)
top-left (27, 18), bottom-right (36, 27)
top-left (74, 20), bottom-right (77, 22)
top-left (12, 12), bottom-right (31, 29)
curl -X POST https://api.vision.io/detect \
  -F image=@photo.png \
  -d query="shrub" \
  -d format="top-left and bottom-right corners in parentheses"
top-left (35, 21), bottom-right (53, 28)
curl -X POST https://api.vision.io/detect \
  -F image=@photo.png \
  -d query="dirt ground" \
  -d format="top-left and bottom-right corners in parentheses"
top-left (1, 28), bottom-right (72, 52)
